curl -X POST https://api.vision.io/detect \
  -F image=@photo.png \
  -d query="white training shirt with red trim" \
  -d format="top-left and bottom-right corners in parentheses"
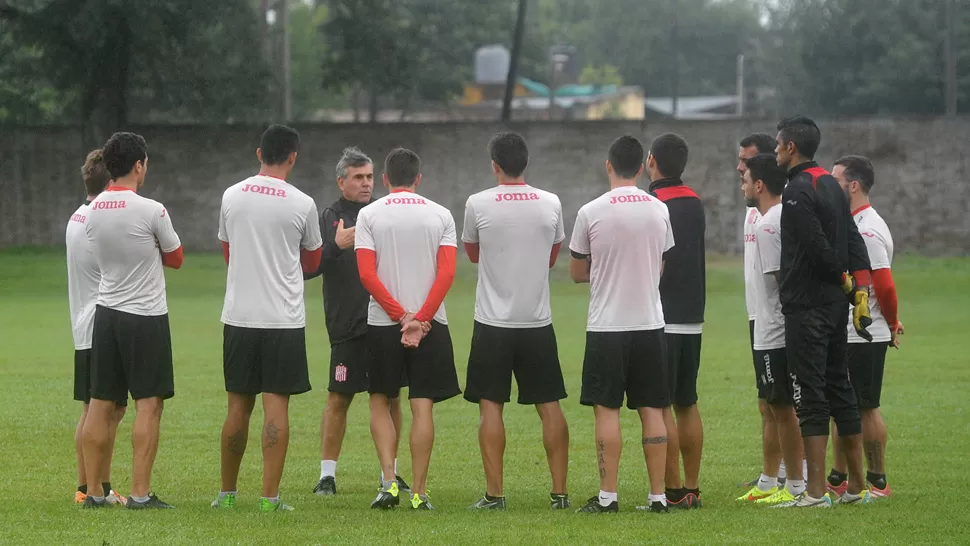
top-left (569, 186), bottom-right (674, 332)
top-left (462, 184), bottom-right (565, 328)
top-left (847, 205), bottom-right (894, 343)
top-left (743, 207), bottom-right (762, 321)
top-left (218, 174), bottom-right (323, 329)
top-left (355, 190), bottom-right (457, 326)
top-left (66, 202), bottom-right (101, 349)
top-left (84, 187), bottom-right (181, 316)
top-left (752, 203), bottom-right (785, 350)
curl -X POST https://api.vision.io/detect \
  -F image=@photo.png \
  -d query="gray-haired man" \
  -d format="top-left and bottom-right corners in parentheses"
top-left (305, 147), bottom-right (408, 495)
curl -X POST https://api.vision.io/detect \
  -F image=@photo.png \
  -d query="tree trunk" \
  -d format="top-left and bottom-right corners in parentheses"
top-left (113, 11), bottom-right (131, 129)
top-left (368, 78), bottom-right (379, 123)
top-left (502, 0), bottom-right (528, 122)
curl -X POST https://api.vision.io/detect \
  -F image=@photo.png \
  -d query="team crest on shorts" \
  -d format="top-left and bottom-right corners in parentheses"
top-left (335, 364), bottom-right (348, 382)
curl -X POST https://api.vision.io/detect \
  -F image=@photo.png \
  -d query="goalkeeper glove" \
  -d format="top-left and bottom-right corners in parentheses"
top-left (841, 272), bottom-right (873, 342)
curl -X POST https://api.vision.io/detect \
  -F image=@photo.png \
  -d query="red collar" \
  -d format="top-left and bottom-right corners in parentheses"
top-left (105, 186), bottom-right (133, 192)
top-left (257, 173), bottom-right (287, 182)
top-left (390, 188), bottom-right (414, 194)
top-left (852, 204), bottom-right (872, 216)
top-left (499, 181), bottom-right (528, 186)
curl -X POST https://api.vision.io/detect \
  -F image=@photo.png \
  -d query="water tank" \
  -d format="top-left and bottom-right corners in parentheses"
top-left (475, 45), bottom-right (511, 85)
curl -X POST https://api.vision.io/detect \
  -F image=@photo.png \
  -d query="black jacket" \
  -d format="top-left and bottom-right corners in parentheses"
top-left (304, 197), bottom-right (374, 344)
top-left (779, 162), bottom-right (870, 314)
top-left (649, 178), bottom-right (706, 324)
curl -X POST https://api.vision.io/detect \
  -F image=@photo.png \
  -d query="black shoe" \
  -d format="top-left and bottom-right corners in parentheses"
top-left (687, 489), bottom-right (702, 509)
top-left (126, 494), bottom-right (174, 509)
top-left (647, 501), bottom-right (669, 513)
top-left (469, 495), bottom-right (506, 510)
top-left (370, 482), bottom-right (400, 509)
top-left (396, 475), bottom-right (412, 496)
top-left (411, 494), bottom-right (435, 510)
top-left (550, 493), bottom-right (570, 510)
top-left (313, 476), bottom-right (336, 496)
top-left (576, 495), bottom-right (618, 513)
top-left (81, 496), bottom-right (108, 509)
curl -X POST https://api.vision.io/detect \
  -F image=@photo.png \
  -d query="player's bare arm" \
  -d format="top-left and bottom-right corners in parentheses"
top-left (570, 254), bottom-right (591, 283)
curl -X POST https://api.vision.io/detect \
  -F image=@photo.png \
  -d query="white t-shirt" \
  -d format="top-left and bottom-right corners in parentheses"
top-left (85, 188), bottom-right (181, 316)
top-left (569, 186), bottom-right (674, 332)
top-left (752, 203), bottom-right (785, 350)
top-left (848, 206), bottom-right (894, 343)
top-left (462, 184), bottom-right (565, 328)
top-left (743, 207), bottom-right (762, 320)
top-left (218, 175), bottom-right (323, 329)
top-left (66, 203), bottom-right (101, 350)
top-left (355, 190), bottom-right (457, 327)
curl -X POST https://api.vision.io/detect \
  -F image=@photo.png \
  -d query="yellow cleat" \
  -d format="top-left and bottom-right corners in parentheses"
top-left (737, 486), bottom-right (778, 502)
top-left (755, 487), bottom-right (797, 505)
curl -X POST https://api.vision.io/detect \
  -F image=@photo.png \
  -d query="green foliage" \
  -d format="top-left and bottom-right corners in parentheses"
top-left (578, 65), bottom-right (623, 87)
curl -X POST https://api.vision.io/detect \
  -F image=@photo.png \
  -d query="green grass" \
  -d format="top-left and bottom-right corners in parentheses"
top-left (1, 250), bottom-right (968, 544)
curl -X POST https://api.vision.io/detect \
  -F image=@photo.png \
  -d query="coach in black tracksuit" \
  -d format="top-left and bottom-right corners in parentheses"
top-left (775, 116), bottom-right (872, 504)
top-left (647, 133), bottom-right (706, 508)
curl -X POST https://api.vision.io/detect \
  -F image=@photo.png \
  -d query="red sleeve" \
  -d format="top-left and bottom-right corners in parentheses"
top-left (871, 268), bottom-right (898, 329)
top-left (549, 242), bottom-right (562, 268)
top-left (464, 242), bottom-right (480, 264)
top-left (161, 246), bottom-right (184, 269)
top-left (301, 247), bottom-right (322, 274)
top-left (356, 249), bottom-right (406, 322)
top-left (415, 246), bottom-right (457, 323)
top-left (851, 268), bottom-right (871, 288)
top-left (222, 241), bottom-right (230, 265)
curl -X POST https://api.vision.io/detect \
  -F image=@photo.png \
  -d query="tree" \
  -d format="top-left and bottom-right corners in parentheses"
top-left (578, 65), bottom-right (623, 87)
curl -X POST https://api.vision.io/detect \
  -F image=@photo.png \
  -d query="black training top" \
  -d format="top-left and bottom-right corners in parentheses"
top-left (779, 162), bottom-right (870, 314)
top-left (304, 197), bottom-right (374, 345)
top-left (649, 178), bottom-right (706, 325)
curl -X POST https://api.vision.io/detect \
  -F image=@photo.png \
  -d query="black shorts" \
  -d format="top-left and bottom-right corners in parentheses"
top-left (666, 332), bottom-right (702, 407)
top-left (464, 321), bottom-right (566, 405)
top-left (74, 349), bottom-right (128, 406)
top-left (90, 306), bottom-right (174, 402)
top-left (847, 342), bottom-right (889, 409)
top-left (749, 320), bottom-right (769, 398)
top-left (328, 335), bottom-right (371, 395)
top-left (367, 321), bottom-right (460, 403)
top-left (580, 329), bottom-right (669, 410)
top-left (223, 325), bottom-right (311, 396)
top-left (754, 348), bottom-right (793, 406)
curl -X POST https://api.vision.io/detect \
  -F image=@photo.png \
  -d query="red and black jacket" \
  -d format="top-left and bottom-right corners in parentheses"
top-left (648, 178), bottom-right (706, 325)
top-left (779, 162), bottom-right (871, 313)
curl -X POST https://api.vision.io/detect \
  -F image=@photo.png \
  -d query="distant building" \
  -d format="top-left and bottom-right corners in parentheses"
top-left (644, 95), bottom-right (741, 120)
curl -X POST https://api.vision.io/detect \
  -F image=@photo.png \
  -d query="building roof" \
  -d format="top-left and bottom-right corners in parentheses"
top-left (644, 95), bottom-right (740, 119)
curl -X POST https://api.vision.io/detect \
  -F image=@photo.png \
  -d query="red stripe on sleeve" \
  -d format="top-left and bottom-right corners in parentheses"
top-left (549, 242), bottom-right (562, 268)
top-left (301, 247), bottom-right (323, 274)
top-left (415, 246), bottom-right (457, 323)
top-left (871, 268), bottom-right (899, 330)
top-left (222, 241), bottom-right (230, 265)
top-left (161, 246), bottom-right (184, 269)
top-left (464, 242), bottom-right (480, 264)
top-left (356, 249), bottom-right (406, 322)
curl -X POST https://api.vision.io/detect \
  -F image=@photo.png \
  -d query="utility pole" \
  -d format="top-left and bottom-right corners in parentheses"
top-left (944, 0), bottom-right (957, 116)
top-left (736, 54), bottom-right (745, 117)
top-left (281, 0), bottom-right (292, 122)
top-left (502, 0), bottom-right (527, 122)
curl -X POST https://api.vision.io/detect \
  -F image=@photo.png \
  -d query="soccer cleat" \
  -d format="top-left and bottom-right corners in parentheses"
top-left (469, 495), bottom-right (506, 510)
top-left (314, 476), bottom-right (337, 496)
top-left (755, 487), bottom-right (796, 505)
top-left (371, 481), bottom-right (400, 509)
top-left (211, 492), bottom-right (237, 509)
top-left (411, 493), bottom-right (435, 510)
top-left (576, 496), bottom-right (618, 513)
top-left (869, 482), bottom-right (892, 498)
top-left (74, 491), bottom-right (87, 504)
top-left (105, 490), bottom-right (127, 505)
top-left (737, 485), bottom-right (778, 502)
top-left (666, 493), bottom-right (696, 510)
top-left (126, 494), bottom-right (174, 509)
top-left (837, 490), bottom-right (873, 505)
top-left (772, 493), bottom-right (832, 508)
top-left (737, 476), bottom-right (785, 488)
top-left (81, 496), bottom-right (107, 509)
top-left (550, 493), bottom-right (570, 510)
top-left (827, 479), bottom-right (848, 498)
top-left (396, 475), bottom-right (412, 496)
top-left (259, 498), bottom-right (294, 512)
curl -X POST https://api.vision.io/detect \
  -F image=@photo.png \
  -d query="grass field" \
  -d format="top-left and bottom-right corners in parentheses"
top-left (1, 249), bottom-right (968, 544)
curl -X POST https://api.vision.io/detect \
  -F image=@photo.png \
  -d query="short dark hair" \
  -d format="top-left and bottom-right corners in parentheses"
top-left (777, 115), bottom-right (821, 160)
top-left (81, 149), bottom-right (111, 196)
top-left (649, 133), bottom-right (689, 179)
top-left (739, 133), bottom-right (775, 154)
top-left (260, 124), bottom-right (300, 165)
top-left (834, 155), bottom-right (875, 193)
top-left (102, 132), bottom-right (147, 179)
top-left (608, 135), bottom-right (644, 179)
top-left (384, 148), bottom-right (421, 187)
top-left (488, 132), bottom-right (529, 178)
top-left (746, 153), bottom-right (787, 196)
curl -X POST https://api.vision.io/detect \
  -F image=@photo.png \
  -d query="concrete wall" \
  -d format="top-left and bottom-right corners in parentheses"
top-left (2, 118), bottom-right (968, 254)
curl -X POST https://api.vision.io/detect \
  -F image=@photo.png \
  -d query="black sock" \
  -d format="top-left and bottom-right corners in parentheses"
top-left (827, 469), bottom-right (847, 486)
top-left (866, 471), bottom-right (887, 489)
top-left (102, 482), bottom-right (112, 495)
top-left (78, 484), bottom-right (88, 494)
top-left (665, 487), bottom-right (687, 502)
top-left (686, 488), bottom-right (701, 497)
top-left (484, 493), bottom-right (504, 501)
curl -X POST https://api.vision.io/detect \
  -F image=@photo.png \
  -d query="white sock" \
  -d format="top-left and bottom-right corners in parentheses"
top-left (802, 459), bottom-right (809, 479)
top-left (381, 458), bottom-right (399, 482)
top-left (778, 460), bottom-right (787, 480)
top-left (262, 495), bottom-right (280, 504)
top-left (787, 479), bottom-right (806, 496)
top-left (131, 495), bottom-right (150, 503)
top-left (598, 490), bottom-right (618, 507)
top-left (758, 473), bottom-right (778, 492)
top-left (647, 493), bottom-right (667, 506)
top-left (321, 459), bottom-right (337, 480)
top-left (219, 490), bottom-right (237, 499)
